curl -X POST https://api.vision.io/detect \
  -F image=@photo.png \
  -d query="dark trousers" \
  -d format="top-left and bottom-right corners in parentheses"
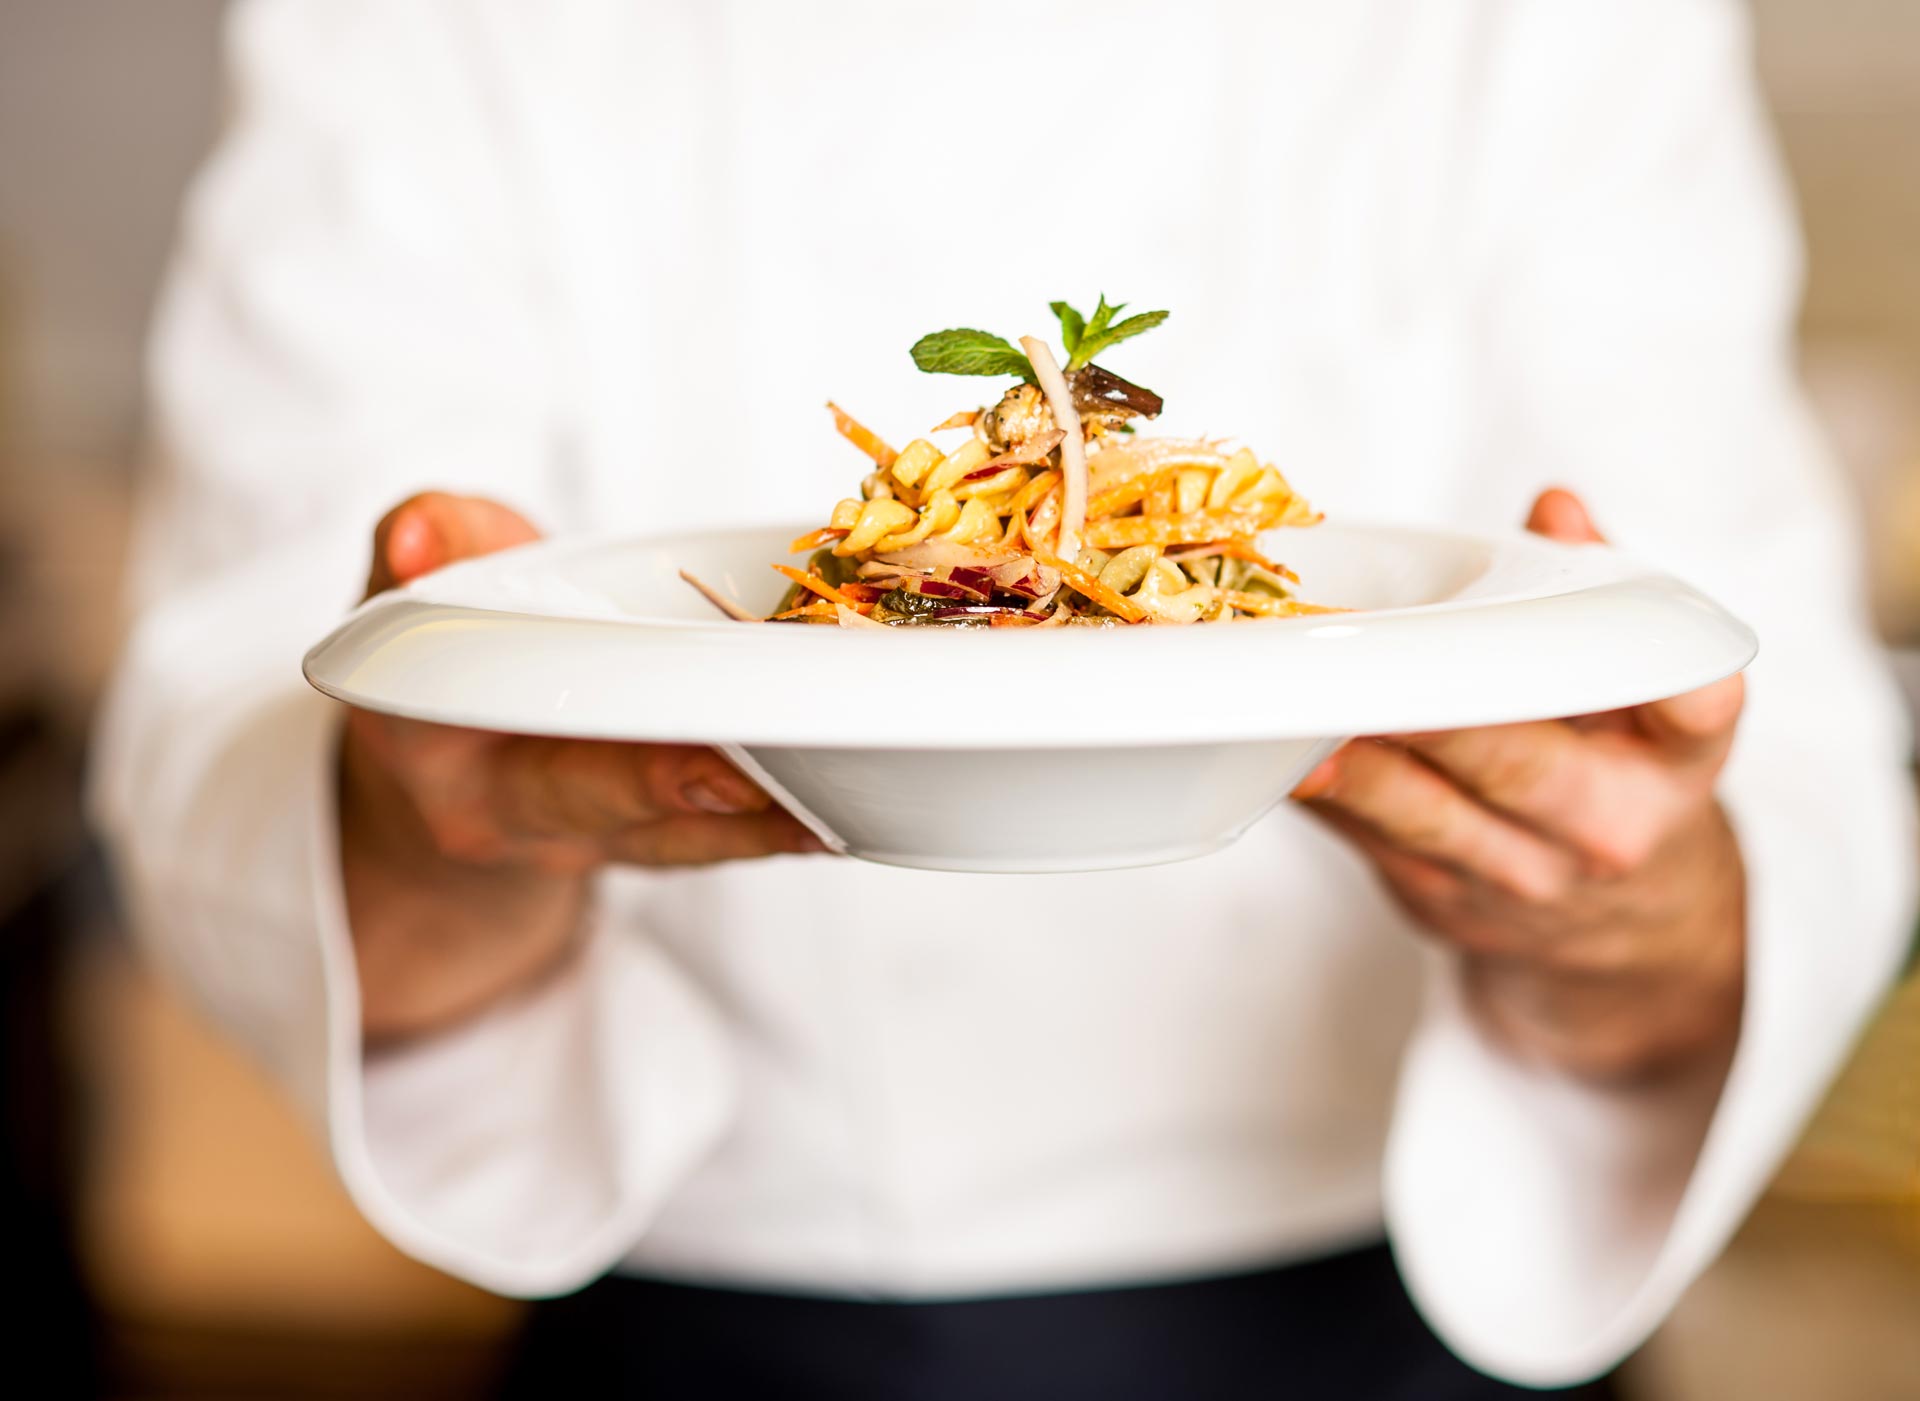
top-left (500, 1241), bottom-right (1612, 1400)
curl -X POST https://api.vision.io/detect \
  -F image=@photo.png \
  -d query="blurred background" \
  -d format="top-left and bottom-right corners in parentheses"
top-left (2, 2), bottom-right (1916, 1397)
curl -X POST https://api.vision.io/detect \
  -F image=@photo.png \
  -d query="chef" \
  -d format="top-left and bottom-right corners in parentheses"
top-left (92, 0), bottom-right (1917, 1396)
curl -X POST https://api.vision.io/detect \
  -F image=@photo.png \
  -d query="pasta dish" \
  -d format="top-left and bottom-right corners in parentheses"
top-left (682, 298), bottom-right (1327, 628)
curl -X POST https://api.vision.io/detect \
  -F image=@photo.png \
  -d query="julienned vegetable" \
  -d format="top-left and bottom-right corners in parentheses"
top-left (684, 297), bottom-right (1331, 628)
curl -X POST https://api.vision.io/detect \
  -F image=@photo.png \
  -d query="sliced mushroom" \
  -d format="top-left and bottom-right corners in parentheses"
top-left (1069, 363), bottom-right (1164, 425)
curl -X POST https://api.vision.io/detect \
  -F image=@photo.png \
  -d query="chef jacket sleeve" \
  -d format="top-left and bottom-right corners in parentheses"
top-left (1383, 0), bottom-right (1919, 1384)
top-left (88, 0), bottom-right (738, 1297)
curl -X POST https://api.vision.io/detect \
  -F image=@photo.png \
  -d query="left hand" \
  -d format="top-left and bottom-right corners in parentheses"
top-left (1293, 489), bottom-right (1747, 1083)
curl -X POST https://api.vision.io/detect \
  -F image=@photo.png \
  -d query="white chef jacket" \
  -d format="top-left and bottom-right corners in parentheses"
top-left (90, 0), bottom-right (1918, 1387)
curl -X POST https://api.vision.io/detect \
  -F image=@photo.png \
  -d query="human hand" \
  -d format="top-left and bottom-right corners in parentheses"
top-left (342, 492), bottom-right (819, 1041)
top-left (1293, 490), bottom-right (1746, 1082)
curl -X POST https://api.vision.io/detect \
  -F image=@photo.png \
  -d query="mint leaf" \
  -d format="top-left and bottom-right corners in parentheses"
top-left (910, 328), bottom-right (1033, 378)
top-left (1069, 307), bottom-right (1168, 371)
top-left (1050, 301), bottom-right (1086, 355)
top-left (1083, 294), bottom-right (1122, 339)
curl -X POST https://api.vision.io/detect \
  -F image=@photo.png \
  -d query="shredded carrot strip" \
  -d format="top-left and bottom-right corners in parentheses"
top-left (769, 601), bottom-right (840, 622)
top-left (930, 409), bottom-right (980, 432)
top-left (1220, 540), bottom-right (1301, 582)
top-left (772, 563), bottom-right (862, 610)
top-left (1085, 469), bottom-right (1176, 521)
top-left (1007, 469), bottom-right (1061, 519)
top-left (1036, 553), bottom-right (1148, 624)
top-left (789, 525), bottom-right (851, 554)
top-left (827, 401), bottom-right (897, 468)
top-left (1084, 481), bottom-right (1147, 521)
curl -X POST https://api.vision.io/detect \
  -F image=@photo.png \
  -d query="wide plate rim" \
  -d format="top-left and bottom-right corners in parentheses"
top-left (302, 522), bottom-right (1759, 748)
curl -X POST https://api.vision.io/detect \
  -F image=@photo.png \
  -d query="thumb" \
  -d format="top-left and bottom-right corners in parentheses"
top-left (367, 492), bottom-right (542, 595)
top-left (1525, 488), bottom-right (1605, 545)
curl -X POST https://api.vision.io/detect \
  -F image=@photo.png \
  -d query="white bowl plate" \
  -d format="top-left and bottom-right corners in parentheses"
top-left (304, 523), bottom-right (1755, 872)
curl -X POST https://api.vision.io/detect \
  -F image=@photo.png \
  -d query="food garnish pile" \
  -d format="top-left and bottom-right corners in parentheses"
top-left (681, 298), bottom-right (1328, 628)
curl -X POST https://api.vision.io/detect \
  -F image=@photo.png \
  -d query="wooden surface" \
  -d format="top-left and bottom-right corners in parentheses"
top-left (1622, 1197), bottom-right (1920, 1401)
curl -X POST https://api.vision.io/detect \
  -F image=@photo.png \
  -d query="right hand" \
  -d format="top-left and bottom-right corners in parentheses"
top-left (340, 492), bottom-right (820, 1043)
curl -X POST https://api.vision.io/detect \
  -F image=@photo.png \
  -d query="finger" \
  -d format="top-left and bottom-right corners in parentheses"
top-left (1328, 817), bottom-right (1545, 958)
top-left (367, 492), bottom-right (542, 595)
top-left (1519, 492), bottom-right (1741, 754)
top-left (1396, 721), bottom-right (1715, 875)
top-left (607, 809), bottom-right (826, 867)
top-left (1634, 673), bottom-right (1745, 755)
top-left (1324, 811), bottom-right (1470, 912)
top-left (1297, 741), bottom-right (1576, 902)
top-left (1517, 491), bottom-right (1730, 785)
top-left (419, 493), bottom-right (542, 567)
top-left (1525, 488), bottom-right (1604, 544)
top-left (491, 740), bottom-right (772, 842)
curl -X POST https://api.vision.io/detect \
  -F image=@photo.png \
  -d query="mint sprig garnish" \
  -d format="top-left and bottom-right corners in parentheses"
top-left (910, 296), bottom-right (1169, 381)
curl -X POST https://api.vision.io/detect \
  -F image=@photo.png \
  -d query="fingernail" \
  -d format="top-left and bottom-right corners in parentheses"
top-left (685, 780), bottom-right (755, 814)
top-left (1292, 757), bottom-right (1339, 800)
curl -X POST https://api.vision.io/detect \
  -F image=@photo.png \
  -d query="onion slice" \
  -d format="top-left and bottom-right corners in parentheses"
top-left (1020, 337), bottom-right (1087, 560)
top-left (988, 558), bottom-right (1060, 599)
top-left (835, 603), bottom-right (888, 629)
top-left (679, 569), bottom-right (759, 622)
top-left (873, 539), bottom-right (1018, 572)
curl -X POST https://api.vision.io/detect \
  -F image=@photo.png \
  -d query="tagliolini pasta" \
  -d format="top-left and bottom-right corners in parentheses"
top-left (681, 298), bottom-right (1334, 628)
